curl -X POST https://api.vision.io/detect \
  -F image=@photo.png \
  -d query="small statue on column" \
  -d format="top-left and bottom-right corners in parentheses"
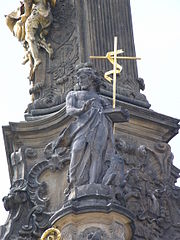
top-left (45, 63), bottom-right (129, 194)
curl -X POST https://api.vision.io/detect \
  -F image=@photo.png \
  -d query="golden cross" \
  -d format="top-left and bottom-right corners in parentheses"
top-left (90, 36), bottom-right (141, 109)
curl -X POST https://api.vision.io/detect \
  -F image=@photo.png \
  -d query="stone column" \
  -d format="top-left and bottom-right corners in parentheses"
top-left (77, 0), bottom-right (138, 79)
top-left (26, 0), bottom-right (149, 118)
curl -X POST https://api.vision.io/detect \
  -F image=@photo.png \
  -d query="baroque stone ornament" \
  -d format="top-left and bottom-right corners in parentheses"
top-left (0, 145), bottom-right (69, 239)
top-left (1, 179), bottom-right (32, 239)
top-left (2, 1), bottom-right (180, 239)
top-left (115, 137), bottom-right (180, 240)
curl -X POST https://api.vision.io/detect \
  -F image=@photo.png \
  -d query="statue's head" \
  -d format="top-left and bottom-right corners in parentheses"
top-left (75, 63), bottom-right (104, 92)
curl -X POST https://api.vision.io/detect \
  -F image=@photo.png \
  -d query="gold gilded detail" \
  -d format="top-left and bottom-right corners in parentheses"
top-left (90, 36), bottom-right (141, 109)
top-left (5, 0), bottom-right (56, 82)
top-left (41, 227), bottom-right (61, 240)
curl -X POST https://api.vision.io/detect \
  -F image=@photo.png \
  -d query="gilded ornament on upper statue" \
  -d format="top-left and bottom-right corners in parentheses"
top-left (5, 0), bottom-right (56, 81)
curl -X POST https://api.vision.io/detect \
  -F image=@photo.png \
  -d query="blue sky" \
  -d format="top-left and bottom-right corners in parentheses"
top-left (0, 0), bottom-right (179, 225)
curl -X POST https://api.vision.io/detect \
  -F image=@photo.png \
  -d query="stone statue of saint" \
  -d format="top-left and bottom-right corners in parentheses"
top-left (51, 64), bottom-right (129, 191)
top-left (5, 0), bottom-right (56, 80)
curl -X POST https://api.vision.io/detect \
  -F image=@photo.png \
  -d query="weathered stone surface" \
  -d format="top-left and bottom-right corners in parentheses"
top-left (1, 0), bottom-right (180, 239)
top-left (1, 89), bottom-right (179, 239)
top-left (114, 114), bottom-right (180, 239)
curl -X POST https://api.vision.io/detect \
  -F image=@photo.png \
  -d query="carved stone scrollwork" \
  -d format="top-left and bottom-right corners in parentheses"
top-left (22, 141), bottom-right (70, 236)
top-left (1, 145), bottom-right (70, 240)
top-left (19, 154), bottom-right (69, 238)
top-left (27, 161), bottom-right (50, 207)
top-left (3, 179), bottom-right (28, 212)
top-left (1, 179), bottom-right (32, 240)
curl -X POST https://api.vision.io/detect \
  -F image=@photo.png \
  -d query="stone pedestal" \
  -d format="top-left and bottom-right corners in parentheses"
top-left (50, 184), bottom-right (134, 240)
top-left (53, 212), bottom-right (133, 240)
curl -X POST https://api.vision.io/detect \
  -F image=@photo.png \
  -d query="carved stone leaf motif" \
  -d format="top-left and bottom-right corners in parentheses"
top-left (49, 37), bottom-right (79, 84)
top-left (49, 0), bottom-right (79, 88)
top-left (3, 179), bottom-right (28, 211)
top-left (31, 85), bottom-right (62, 109)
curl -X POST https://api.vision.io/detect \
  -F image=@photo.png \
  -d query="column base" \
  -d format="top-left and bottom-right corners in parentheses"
top-left (49, 184), bottom-right (135, 240)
